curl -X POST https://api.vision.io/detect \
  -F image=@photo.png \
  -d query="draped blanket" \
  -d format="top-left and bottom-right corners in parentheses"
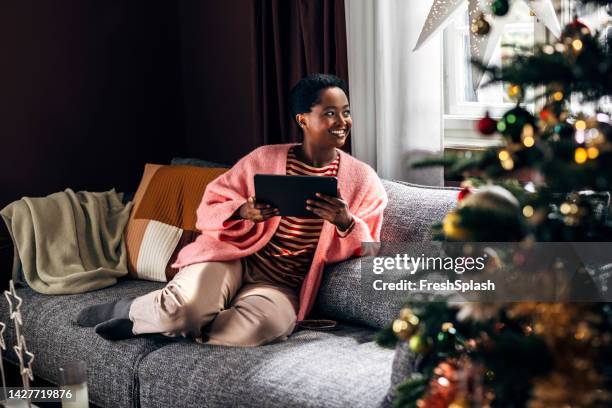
top-left (0, 189), bottom-right (132, 294)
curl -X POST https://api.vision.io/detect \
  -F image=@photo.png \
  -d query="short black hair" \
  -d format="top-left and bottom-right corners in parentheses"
top-left (288, 74), bottom-right (348, 123)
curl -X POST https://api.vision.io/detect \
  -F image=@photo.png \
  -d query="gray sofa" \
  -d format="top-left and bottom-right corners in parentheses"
top-left (0, 179), bottom-right (458, 408)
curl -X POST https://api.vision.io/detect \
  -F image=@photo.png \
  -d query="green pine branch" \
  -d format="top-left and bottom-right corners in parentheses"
top-left (474, 34), bottom-right (612, 102)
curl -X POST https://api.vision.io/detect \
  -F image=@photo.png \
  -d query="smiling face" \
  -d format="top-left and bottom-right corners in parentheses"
top-left (296, 87), bottom-right (352, 149)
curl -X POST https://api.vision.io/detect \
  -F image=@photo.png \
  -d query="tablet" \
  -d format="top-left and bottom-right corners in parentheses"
top-left (254, 174), bottom-right (338, 217)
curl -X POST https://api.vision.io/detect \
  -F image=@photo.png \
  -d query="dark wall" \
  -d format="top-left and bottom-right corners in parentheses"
top-left (0, 1), bottom-right (267, 210)
top-left (0, 0), bottom-right (185, 208)
top-left (177, 0), bottom-right (259, 165)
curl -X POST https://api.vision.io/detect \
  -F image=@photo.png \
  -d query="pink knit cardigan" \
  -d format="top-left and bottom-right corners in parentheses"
top-left (172, 143), bottom-right (388, 321)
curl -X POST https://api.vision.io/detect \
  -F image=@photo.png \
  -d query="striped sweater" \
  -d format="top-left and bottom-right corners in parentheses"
top-left (246, 146), bottom-right (341, 288)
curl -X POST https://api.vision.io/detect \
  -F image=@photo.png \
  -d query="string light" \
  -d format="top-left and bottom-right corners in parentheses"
top-left (587, 147), bottom-right (599, 159)
top-left (501, 158), bottom-right (515, 170)
top-left (575, 120), bottom-right (587, 131)
top-left (522, 124), bottom-right (535, 147)
top-left (560, 203), bottom-right (572, 214)
top-left (553, 91), bottom-right (564, 101)
top-left (554, 43), bottom-right (566, 52)
top-left (585, 128), bottom-right (600, 143)
top-left (574, 147), bottom-right (588, 164)
top-left (570, 204), bottom-right (579, 214)
top-left (499, 147), bottom-right (514, 170)
top-left (437, 377), bottom-right (450, 387)
top-left (572, 39), bottom-right (583, 51)
top-left (523, 205), bottom-right (534, 217)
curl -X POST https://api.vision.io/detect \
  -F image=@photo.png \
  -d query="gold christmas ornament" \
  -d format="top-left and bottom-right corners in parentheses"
top-left (400, 307), bottom-right (420, 325)
top-left (442, 212), bottom-right (471, 240)
top-left (409, 334), bottom-right (433, 354)
top-left (471, 13), bottom-right (491, 35)
top-left (392, 319), bottom-right (412, 340)
top-left (507, 84), bottom-right (522, 100)
top-left (392, 308), bottom-right (420, 340)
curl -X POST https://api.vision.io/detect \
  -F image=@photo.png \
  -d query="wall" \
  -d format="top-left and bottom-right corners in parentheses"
top-left (177, 0), bottom-right (259, 165)
top-left (0, 0), bottom-right (272, 210)
top-left (0, 0), bottom-right (185, 208)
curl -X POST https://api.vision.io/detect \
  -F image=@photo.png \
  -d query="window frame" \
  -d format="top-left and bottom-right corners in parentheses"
top-left (442, 1), bottom-right (567, 149)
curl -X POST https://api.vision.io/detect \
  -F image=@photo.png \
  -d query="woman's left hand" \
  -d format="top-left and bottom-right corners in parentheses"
top-left (306, 191), bottom-right (354, 231)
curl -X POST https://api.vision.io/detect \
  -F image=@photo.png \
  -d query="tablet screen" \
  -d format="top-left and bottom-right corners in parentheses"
top-left (254, 174), bottom-right (337, 217)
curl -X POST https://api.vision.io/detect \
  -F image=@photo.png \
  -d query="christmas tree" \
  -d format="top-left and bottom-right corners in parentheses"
top-left (379, 1), bottom-right (612, 406)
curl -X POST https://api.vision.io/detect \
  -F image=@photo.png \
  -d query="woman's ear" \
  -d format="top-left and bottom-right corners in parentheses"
top-left (296, 114), bottom-right (306, 128)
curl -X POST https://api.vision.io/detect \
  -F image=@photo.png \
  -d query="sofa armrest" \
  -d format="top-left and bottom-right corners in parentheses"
top-left (381, 341), bottom-right (426, 408)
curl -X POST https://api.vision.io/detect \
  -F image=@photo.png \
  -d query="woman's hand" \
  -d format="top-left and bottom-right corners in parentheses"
top-left (237, 196), bottom-right (279, 222)
top-left (306, 191), bottom-right (354, 231)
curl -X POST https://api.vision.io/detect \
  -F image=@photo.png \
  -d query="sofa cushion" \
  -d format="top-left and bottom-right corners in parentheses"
top-left (137, 324), bottom-right (394, 408)
top-left (313, 181), bottom-right (459, 329)
top-left (125, 164), bottom-right (228, 282)
top-left (313, 258), bottom-right (400, 329)
top-left (380, 180), bottom-right (459, 242)
top-left (0, 279), bottom-right (170, 408)
top-left (171, 157), bottom-right (232, 168)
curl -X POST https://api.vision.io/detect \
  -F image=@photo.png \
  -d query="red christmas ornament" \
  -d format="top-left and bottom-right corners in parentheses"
top-left (561, 17), bottom-right (591, 41)
top-left (476, 112), bottom-right (497, 135)
top-left (539, 108), bottom-right (551, 122)
top-left (458, 187), bottom-right (471, 202)
top-left (418, 360), bottom-right (460, 408)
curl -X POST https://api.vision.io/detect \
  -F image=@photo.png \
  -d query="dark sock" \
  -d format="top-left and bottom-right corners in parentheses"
top-left (95, 318), bottom-right (135, 340)
top-left (76, 298), bottom-right (134, 327)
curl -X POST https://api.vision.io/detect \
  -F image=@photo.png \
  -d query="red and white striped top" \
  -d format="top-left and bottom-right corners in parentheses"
top-left (245, 146), bottom-right (340, 289)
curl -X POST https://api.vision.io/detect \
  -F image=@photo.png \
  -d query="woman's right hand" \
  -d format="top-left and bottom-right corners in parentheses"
top-left (238, 196), bottom-right (279, 222)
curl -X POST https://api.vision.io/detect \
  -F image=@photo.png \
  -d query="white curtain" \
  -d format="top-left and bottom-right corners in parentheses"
top-left (345, 0), bottom-right (443, 185)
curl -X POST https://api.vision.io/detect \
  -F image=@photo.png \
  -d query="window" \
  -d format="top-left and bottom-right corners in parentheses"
top-left (443, 1), bottom-right (548, 149)
top-left (443, 0), bottom-right (611, 149)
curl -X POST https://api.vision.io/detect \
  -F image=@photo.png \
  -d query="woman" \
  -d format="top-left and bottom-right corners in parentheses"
top-left (77, 74), bottom-right (388, 346)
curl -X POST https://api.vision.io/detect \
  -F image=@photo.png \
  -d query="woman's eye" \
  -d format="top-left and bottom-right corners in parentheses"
top-left (325, 111), bottom-right (335, 117)
top-left (343, 110), bottom-right (351, 117)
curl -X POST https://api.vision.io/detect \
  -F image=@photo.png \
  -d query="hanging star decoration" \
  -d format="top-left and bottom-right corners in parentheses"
top-left (14, 340), bottom-right (35, 382)
top-left (0, 323), bottom-right (5, 350)
top-left (5, 280), bottom-right (35, 389)
top-left (0, 322), bottom-right (6, 403)
top-left (4, 280), bottom-right (23, 327)
top-left (414, 0), bottom-right (562, 91)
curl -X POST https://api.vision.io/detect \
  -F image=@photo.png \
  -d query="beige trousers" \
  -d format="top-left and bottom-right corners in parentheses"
top-left (129, 259), bottom-right (299, 347)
